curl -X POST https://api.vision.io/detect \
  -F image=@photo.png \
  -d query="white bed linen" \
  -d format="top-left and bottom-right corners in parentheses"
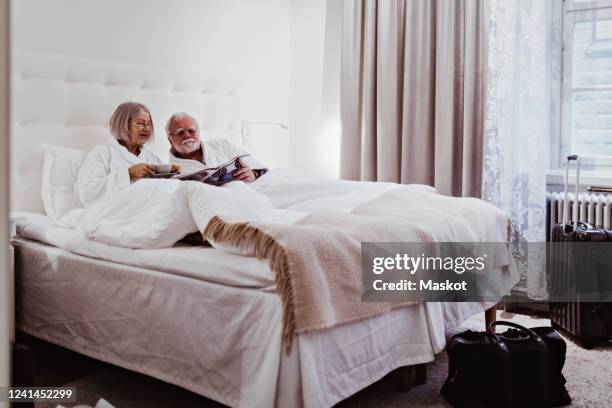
top-left (63, 170), bottom-right (511, 253)
top-left (15, 212), bottom-right (275, 289)
top-left (14, 213), bottom-right (497, 407)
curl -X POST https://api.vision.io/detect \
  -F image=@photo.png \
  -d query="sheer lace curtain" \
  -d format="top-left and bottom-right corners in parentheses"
top-left (482, 0), bottom-right (552, 299)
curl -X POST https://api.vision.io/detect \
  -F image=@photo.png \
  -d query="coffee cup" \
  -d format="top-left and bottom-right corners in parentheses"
top-left (155, 164), bottom-right (172, 174)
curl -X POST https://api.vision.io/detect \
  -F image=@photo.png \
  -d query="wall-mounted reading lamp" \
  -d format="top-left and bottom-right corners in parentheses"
top-left (241, 120), bottom-right (288, 152)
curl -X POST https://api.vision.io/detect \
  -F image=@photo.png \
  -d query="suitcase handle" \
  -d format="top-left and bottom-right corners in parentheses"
top-left (563, 154), bottom-right (582, 231)
top-left (488, 321), bottom-right (542, 341)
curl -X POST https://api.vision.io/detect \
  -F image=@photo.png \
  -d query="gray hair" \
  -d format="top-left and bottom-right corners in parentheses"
top-left (109, 102), bottom-right (154, 143)
top-left (165, 112), bottom-right (199, 137)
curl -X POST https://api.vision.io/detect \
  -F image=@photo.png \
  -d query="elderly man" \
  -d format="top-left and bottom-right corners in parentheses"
top-left (166, 112), bottom-right (267, 182)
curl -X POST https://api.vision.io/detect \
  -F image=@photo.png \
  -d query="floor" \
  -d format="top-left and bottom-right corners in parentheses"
top-left (20, 311), bottom-right (611, 408)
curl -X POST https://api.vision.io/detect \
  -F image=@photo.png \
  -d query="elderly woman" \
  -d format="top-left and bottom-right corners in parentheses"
top-left (78, 102), bottom-right (175, 207)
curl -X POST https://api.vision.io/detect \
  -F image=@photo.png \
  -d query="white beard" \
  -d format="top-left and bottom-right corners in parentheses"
top-left (175, 139), bottom-right (201, 155)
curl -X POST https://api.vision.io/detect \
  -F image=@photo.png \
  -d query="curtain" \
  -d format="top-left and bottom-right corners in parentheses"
top-left (341, 0), bottom-right (487, 197)
top-left (482, 0), bottom-right (551, 300)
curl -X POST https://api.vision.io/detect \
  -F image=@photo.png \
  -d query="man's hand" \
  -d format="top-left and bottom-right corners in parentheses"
top-left (235, 158), bottom-right (256, 183)
top-left (128, 163), bottom-right (156, 181)
top-left (171, 164), bottom-right (181, 173)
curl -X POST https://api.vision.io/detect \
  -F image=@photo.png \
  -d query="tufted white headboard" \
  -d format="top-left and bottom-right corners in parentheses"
top-left (11, 50), bottom-right (240, 213)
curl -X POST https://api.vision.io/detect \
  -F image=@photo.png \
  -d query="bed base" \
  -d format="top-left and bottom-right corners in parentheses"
top-left (392, 364), bottom-right (427, 392)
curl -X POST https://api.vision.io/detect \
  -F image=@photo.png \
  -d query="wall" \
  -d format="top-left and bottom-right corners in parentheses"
top-left (11, 0), bottom-right (291, 168)
top-left (11, 0), bottom-right (344, 175)
top-left (0, 0), bottom-right (10, 402)
top-left (290, 0), bottom-right (342, 178)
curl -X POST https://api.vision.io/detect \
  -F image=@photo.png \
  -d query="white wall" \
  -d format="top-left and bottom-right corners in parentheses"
top-left (11, 0), bottom-right (291, 168)
top-left (0, 0), bottom-right (10, 402)
top-left (11, 0), bottom-right (344, 173)
top-left (290, 0), bottom-right (342, 179)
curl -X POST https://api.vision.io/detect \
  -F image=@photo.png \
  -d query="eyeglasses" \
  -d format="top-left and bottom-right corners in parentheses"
top-left (132, 121), bottom-right (152, 129)
top-left (171, 128), bottom-right (198, 138)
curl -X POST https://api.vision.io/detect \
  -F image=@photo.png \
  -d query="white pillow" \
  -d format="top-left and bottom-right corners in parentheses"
top-left (41, 144), bottom-right (88, 219)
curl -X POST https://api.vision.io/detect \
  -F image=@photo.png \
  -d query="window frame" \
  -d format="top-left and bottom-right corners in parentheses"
top-left (557, 0), bottom-right (612, 170)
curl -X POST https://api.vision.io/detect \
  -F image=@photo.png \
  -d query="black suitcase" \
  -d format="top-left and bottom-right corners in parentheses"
top-left (440, 321), bottom-right (571, 408)
top-left (549, 155), bottom-right (612, 348)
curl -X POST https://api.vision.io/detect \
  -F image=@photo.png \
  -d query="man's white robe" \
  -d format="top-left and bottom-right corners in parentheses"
top-left (169, 139), bottom-right (267, 176)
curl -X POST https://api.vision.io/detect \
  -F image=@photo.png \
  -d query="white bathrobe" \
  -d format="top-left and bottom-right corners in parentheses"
top-left (77, 138), bottom-right (162, 208)
top-left (169, 138), bottom-right (267, 176)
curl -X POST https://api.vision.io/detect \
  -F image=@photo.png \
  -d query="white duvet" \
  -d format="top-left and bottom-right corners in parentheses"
top-left (62, 170), bottom-right (417, 249)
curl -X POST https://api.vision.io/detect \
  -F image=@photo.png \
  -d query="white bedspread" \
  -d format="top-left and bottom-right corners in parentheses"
top-left (16, 212), bottom-right (275, 289)
top-left (60, 170), bottom-right (432, 250)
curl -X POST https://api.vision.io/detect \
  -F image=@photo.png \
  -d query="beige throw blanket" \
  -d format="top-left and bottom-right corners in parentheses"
top-left (204, 186), bottom-right (512, 350)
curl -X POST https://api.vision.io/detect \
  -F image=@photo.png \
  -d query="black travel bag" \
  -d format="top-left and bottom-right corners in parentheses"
top-left (549, 154), bottom-right (612, 348)
top-left (440, 321), bottom-right (571, 408)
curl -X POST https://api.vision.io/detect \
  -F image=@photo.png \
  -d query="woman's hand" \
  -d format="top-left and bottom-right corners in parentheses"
top-left (171, 164), bottom-right (181, 173)
top-left (128, 163), bottom-right (156, 181)
top-left (235, 159), bottom-right (256, 183)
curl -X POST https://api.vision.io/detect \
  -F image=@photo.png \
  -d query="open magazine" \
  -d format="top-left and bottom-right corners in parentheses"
top-left (173, 154), bottom-right (250, 186)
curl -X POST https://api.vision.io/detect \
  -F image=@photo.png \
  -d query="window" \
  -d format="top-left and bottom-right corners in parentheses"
top-left (560, 0), bottom-right (612, 169)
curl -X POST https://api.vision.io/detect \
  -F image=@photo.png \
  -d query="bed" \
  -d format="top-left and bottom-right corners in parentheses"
top-left (13, 213), bottom-right (502, 407)
top-left (10, 51), bottom-right (515, 407)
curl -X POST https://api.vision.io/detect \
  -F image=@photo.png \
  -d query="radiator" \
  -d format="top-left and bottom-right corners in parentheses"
top-left (546, 192), bottom-right (612, 239)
